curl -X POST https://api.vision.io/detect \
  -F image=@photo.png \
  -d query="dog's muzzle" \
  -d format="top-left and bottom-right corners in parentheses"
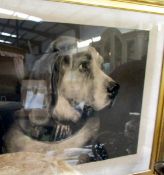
top-left (107, 82), bottom-right (120, 99)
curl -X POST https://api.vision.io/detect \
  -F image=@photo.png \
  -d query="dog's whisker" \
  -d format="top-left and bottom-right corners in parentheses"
top-left (66, 125), bottom-right (70, 137)
top-left (65, 125), bottom-right (69, 138)
top-left (58, 126), bottom-right (64, 139)
top-left (62, 130), bottom-right (65, 139)
top-left (63, 125), bottom-right (68, 139)
top-left (58, 124), bottom-right (63, 139)
top-left (60, 126), bottom-right (64, 139)
top-left (54, 124), bottom-right (71, 140)
top-left (54, 124), bottom-right (60, 141)
top-left (60, 125), bottom-right (66, 139)
top-left (68, 126), bottom-right (72, 137)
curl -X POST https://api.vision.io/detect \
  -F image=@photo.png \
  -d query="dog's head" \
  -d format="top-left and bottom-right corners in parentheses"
top-left (56, 47), bottom-right (119, 111)
top-left (49, 37), bottom-right (119, 114)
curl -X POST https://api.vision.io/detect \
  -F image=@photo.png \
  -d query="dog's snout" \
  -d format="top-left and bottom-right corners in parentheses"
top-left (107, 82), bottom-right (120, 99)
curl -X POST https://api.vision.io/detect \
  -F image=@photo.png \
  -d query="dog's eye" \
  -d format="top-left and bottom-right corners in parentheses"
top-left (63, 55), bottom-right (70, 65)
top-left (79, 62), bottom-right (89, 72)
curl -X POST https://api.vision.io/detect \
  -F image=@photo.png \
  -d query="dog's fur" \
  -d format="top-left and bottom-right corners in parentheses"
top-left (0, 152), bottom-right (81, 175)
top-left (4, 36), bottom-right (118, 156)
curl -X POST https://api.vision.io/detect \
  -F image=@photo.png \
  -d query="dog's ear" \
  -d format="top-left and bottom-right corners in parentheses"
top-left (50, 55), bottom-right (68, 109)
top-left (89, 47), bottom-right (104, 66)
top-left (50, 55), bottom-right (61, 108)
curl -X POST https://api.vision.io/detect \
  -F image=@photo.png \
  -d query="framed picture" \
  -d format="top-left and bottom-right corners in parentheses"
top-left (0, 0), bottom-right (163, 175)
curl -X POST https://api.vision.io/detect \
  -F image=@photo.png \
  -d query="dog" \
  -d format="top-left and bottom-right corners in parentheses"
top-left (4, 36), bottom-right (119, 160)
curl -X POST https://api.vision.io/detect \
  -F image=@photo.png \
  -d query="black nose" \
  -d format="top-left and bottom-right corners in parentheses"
top-left (107, 82), bottom-right (120, 99)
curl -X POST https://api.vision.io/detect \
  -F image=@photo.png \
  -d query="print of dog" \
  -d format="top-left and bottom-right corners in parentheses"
top-left (4, 36), bottom-right (119, 158)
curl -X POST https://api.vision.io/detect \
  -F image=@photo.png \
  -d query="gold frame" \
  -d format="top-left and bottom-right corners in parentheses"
top-left (48, 0), bottom-right (164, 175)
top-left (50, 0), bottom-right (164, 15)
top-left (135, 62), bottom-right (164, 175)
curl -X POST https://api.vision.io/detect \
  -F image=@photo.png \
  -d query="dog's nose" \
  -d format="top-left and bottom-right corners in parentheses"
top-left (107, 82), bottom-right (120, 99)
